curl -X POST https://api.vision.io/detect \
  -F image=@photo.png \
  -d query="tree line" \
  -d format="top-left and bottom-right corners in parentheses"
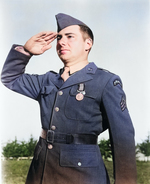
top-left (2, 134), bottom-right (150, 160)
top-left (2, 135), bottom-right (37, 158)
top-left (98, 135), bottom-right (150, 161)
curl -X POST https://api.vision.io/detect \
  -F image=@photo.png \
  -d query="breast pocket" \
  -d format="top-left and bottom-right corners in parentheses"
top-left (65, 85), bottom-right (98, 120)
top-left (60, 145), bottom-right (99, 168)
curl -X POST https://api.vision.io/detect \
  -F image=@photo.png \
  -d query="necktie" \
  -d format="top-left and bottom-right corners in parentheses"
top-left (61, 67), bottom-right (70, 81)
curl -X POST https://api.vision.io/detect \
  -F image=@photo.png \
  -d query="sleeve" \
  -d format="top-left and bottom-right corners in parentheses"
top-left (1, 45), bottom-right (45, 100)
top-left (101, 74), bottom-right (137, 184)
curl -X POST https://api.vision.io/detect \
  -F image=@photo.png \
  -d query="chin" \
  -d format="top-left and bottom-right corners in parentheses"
top-left (59, 55), bottom-right (70, 64)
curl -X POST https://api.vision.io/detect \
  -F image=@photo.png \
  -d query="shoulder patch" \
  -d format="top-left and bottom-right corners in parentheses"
top-left (120, 96), bottom-right (127, 111)
top-left (113, 79), bottom-right (122, 88)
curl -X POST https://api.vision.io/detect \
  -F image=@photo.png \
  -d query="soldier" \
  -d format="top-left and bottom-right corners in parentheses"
top-left (1, 13), bottom-right (137, 184)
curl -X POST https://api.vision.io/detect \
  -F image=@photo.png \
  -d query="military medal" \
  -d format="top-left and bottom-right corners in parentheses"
top-left (76, 83), bottom-right (86, 101)
top-left (76, 93), bottom-right (84, 101)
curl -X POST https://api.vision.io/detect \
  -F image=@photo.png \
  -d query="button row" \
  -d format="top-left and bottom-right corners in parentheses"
top-left (54, 91), bottom-right (63, 113)
top-left (49, 91), bottom-right (63, 150)
top-left (47, 125), bottom-right (56, 150)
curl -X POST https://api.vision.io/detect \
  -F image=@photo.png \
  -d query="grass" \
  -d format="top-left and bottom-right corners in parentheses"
top-left (2, 160), bottom-right (31, 184)
top-left (136, 161), bottom-right (150, 184)
top-left (1, 160), bottom-right (150, 184)
top-left (104, 160), bottom-right (150, 184)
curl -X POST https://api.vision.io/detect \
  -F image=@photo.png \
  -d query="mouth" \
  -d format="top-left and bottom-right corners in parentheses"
top-left (59, 49), bottom-right (69, 55)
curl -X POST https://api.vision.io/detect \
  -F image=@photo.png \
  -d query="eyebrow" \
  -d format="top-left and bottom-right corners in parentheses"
top-left (65, 33), bottom-right (75, 35)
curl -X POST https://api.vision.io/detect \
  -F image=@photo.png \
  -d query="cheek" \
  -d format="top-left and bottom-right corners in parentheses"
top-left (76, 43), bottom-right (85, 53)
top-left (56, 43), bottom-right (59, 50)
top-left (56, 44), bottom-right (60, 55)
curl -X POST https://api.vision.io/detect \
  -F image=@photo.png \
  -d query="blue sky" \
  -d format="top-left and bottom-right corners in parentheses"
top-left (0, 0), bottom-right (149, 145)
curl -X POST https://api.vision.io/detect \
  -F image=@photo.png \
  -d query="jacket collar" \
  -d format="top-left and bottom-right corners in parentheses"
top-left (50, 62), bottom-right (97, 89)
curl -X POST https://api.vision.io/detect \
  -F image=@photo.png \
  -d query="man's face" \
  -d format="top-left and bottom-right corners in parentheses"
top-left (56, 25), bottom-right (88, 65)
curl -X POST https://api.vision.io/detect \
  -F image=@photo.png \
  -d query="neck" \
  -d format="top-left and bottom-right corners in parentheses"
top-left (64, 60), bottom-right (89, 74)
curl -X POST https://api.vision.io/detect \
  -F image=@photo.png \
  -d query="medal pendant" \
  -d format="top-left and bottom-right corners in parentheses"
top-left (76, 93), bottom-right (84, 101)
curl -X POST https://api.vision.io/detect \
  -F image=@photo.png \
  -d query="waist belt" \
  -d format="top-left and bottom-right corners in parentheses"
top-left (41, 129), bottom-right (97, 144)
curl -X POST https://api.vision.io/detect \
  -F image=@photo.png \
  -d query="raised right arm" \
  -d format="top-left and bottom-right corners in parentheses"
top-left (1, 45), bottom-right (44, 99)
top-left (1, 31), bottom-right (57, 100)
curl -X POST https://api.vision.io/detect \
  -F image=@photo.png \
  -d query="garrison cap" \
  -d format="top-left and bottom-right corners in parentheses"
top-left (55, 13), bottom-right (88, 32)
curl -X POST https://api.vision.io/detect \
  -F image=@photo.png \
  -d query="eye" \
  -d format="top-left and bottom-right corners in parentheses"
top-left (67, 35), bottom-right (74, 39)
top-left (57, 35), bottom-right (62, 41)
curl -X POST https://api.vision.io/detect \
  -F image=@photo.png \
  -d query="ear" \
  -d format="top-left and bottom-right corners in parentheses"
top-left (85, 38), bottom-right (93, 52)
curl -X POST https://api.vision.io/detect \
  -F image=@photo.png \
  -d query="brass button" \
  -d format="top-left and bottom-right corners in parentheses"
top-left (55, 107), bottom-right (59, 112)
top-left (48, 144), bottom-right (53, 149)
top-left (58, 91), bottom-right (63, 95)
top-left (51, 125), bottom-right (56, 130)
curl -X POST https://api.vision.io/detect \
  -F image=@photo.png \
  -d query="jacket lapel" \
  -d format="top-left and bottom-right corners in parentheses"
top-left (60, 62), bottom-right (97, 89)
top-left (50, 74), bottom-right (64, 89)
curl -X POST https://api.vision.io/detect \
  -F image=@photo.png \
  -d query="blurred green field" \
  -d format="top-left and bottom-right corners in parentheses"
top-left (1, 160), bottom-right (150, 184)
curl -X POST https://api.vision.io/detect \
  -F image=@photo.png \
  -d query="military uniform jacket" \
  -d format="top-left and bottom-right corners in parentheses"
top-left (1, 45), bottom-right (137, 184)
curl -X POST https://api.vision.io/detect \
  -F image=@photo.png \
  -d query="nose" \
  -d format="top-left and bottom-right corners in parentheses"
top-left (57, 37), bottom-right (66, 46)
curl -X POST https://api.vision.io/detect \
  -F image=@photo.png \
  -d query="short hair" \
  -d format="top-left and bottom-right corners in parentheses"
top-left (79, 25), bottom-right (94, 44)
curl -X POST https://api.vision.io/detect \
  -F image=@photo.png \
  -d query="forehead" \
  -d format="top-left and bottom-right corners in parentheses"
top-left (58, 25), bottom-right (81, 35)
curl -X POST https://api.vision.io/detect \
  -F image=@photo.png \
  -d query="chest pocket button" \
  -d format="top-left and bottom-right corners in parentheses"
top-left (78, 162), bottom-right (82, 166)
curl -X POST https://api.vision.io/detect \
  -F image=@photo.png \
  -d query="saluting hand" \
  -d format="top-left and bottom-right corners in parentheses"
top-left (24, 31), bottom-right (57, 55)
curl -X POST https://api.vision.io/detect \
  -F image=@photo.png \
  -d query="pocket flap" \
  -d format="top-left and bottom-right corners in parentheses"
top-left (60, 146), bottom-right (98, 168)
top-left (69, 85), bottom-right (98, 99)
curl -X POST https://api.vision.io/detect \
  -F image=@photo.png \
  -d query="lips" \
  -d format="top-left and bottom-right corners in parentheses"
top-left (59, 49), bottom-right (69, 55)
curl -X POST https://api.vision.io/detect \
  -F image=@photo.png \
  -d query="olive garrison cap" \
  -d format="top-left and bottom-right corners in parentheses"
top-left (55, 13), bottom-right (89, 32)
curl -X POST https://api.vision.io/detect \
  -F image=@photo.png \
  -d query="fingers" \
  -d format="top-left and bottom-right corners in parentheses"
top-left (36, 31), bottom-right (57, 39)
top-left (34, 31), bottom-right (57, 46)
top-left (46, 35), bottom-right (57, 45)
top-left (36, 31), bottom-right (51, 38)
top-left (44, 33), bottom-right (57, 41)
top-left (24, 31), bottom-right (57, 55)
top-left (42, 35), bottom-right (57, 52)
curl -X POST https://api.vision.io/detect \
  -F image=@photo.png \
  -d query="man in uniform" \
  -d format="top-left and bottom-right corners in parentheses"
top-left (1, 13), bottom-right (137, 184)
